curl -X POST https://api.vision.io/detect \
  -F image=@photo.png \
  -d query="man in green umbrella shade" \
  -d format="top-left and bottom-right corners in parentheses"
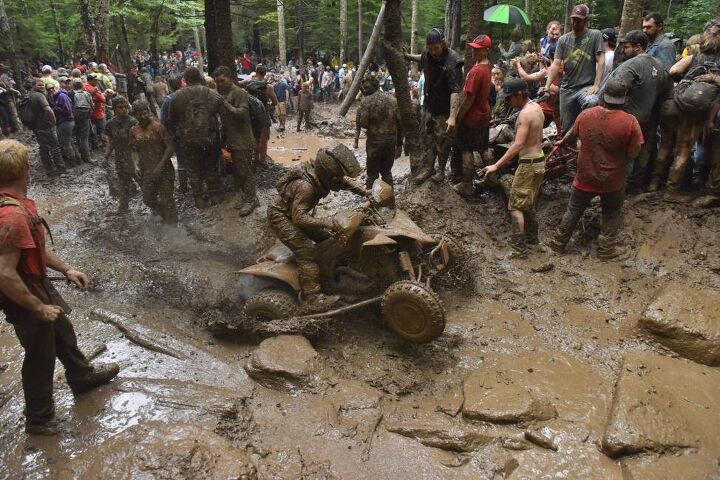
top-left (541, 4), bottom-right (604, 135)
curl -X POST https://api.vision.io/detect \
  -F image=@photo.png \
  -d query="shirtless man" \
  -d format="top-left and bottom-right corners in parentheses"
top-left (481, 78), bottom-right (545, 257)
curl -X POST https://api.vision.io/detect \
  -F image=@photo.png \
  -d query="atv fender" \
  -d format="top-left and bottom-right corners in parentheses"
top-left (237, 262), bottom-right (301, 292)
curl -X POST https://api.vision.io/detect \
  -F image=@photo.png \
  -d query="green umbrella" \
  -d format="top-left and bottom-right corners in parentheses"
top-left (483, 4), bottom-right (530, 26)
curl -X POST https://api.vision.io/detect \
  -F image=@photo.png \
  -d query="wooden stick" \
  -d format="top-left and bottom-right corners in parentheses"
top-left (91, 309), bottom-right (186, 360)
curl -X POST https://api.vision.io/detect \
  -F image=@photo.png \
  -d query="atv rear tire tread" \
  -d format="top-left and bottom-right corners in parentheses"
top-left (381, 280), bottom-right (446, 343)
top-left (429, 233), bottom-right (465, 270)
top-left (244, 289), bottom-right (299, 322)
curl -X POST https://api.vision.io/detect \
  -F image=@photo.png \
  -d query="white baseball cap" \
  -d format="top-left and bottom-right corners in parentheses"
top-left (42, 65), bottom-right (53, 73)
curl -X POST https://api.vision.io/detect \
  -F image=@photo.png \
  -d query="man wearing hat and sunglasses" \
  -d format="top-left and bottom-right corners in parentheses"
top-left (547, 77), bottom-right (643, 259)
top-left (542, 4), bottom-right (605, 135)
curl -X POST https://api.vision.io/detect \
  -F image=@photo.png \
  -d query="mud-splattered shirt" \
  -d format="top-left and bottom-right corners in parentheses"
top-left (0, 192), bottom-right (46, 278)
top-left (106, 116), bottom-right (138, 158)
top-left (219, 84), bottom-right (254, 150)
top-left (572, 106), bottom-right (643, 193)
top-left (130, 120), bottom-right (172, 173)
top-left (356, 90), bottom-right (400, 143)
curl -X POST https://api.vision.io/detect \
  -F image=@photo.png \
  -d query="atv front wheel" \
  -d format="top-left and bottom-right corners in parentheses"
top-left (381, 280), bottom-right (446, 343)
top-left (244, 289), bottom-right (299, 322)
top-left (429, 233), bottom-right (466, 271)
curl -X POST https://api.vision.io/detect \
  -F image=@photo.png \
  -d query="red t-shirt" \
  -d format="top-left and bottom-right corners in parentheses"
top-left (0, 192), bottom-right (46, 278)
top-left (462, 62), bottom-right (492, 128)
top-left (83, 83), bottom-right (106, 121)
top-left (572, 107), bottom-right (644, 193)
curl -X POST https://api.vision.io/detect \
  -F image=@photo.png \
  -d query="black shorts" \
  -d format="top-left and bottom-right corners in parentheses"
top-left (455, 124), bottom-right (489, 153)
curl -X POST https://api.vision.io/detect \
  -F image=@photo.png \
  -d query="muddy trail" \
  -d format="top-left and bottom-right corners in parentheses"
top-left (2, 103), bottom-right (720, 479)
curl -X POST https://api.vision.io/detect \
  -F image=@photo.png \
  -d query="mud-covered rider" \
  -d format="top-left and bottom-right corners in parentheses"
top-left (267, 145), bottom-right (370, 309)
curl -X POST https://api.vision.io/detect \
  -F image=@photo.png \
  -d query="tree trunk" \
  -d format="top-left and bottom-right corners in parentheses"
top-left (193, 9), bottom-right (204, 73)
top-left (464, 0), bottom-right (483, 75)
top-left (525, 0), bottom-right (533, 42)
top-left (444, 0), bottom-right (461, 49)
top-left (205, 0), bottom-right (236, 73)
top-left (48, 0), bottom-right (65, 64)
top-left (382, 0), bottom-right (422, 174)
top-left (339, 1), bottom-right (385, 116)
top-left (619, 0), bottom-right (647, 35)
top-left (0, 0), bottom-right (20, 87)
top-left (93, 0), bottom-right (110, 63)
top-left (340, 0), bottom-right (347, 63)
top-left (277, 0), bottom-right (287, 65)
top-left (564, 0), bottom-right (572, 35)
top-left (78, 0), bottom-right (97, 58)
top-left (148, 1), bottom-right (164, 62)
top-left (297, 0), bottom-right (305, 64)
top-left (113, 14), bottom-right (132, 72)
top-left (410, 0), bottom-right (419, 76)
top-left (358, 0), bottom-right (363, 60)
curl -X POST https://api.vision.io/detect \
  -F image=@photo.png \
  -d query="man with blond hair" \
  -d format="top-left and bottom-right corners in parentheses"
top-left (0, 140), bottom-right (119, 435)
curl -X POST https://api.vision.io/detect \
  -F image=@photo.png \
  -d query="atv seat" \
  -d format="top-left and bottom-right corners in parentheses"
top-left (260, 242), bottom-right (296, 263)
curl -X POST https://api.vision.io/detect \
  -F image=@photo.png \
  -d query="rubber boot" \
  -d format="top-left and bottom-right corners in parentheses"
top-left (237, 196), bottom-right (260, 217)
top-left (509, 233), bottom-right (528, 258)
top-left (50, 147), bottom-right (66, 174)
top-left (545, 230), bottom-right (567, 254)
top-left (596, 234), bottom-right (623, 260)
top-left (66, 363), bottom-right (120, 394)
top-left (25, 418), bottom-right (59, 436)
top-left (177, 169), bottom-right (188, 193)
top-left (431, 170), bottom-right (445, 183)
top-left (646, 175), bottom-right (662, 193)
top-left (525, 215), bottom-right (539, 245)
top-left (452, 156), bottom-right (476, 197)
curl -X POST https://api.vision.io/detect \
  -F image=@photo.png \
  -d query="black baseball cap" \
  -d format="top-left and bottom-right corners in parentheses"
top-left (500, 77), bottom-right (528, 99)
top-left (601, 28), bottom-right (618, 43)
top-left (619, 30), bottom-right (648, 49)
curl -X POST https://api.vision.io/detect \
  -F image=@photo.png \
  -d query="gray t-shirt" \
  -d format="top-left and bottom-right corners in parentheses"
top-left (607, 54), bottom-right (669, 125)
top-left (555, 29), bottom-right (604, 91)
top-left (29, 91), bottom-right (53, 130)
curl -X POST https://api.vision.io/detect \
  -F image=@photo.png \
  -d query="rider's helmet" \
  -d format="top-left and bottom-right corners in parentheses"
top-left (360, 75), bottom-right (380, 96)
top-left (314, 143), bottom-right (362, 191)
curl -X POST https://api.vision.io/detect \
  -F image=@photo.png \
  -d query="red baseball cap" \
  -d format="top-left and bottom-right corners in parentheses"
top-left (570, 4), bottom-right (589, 19)
top-left (468, 34), bottom-right (492, 49)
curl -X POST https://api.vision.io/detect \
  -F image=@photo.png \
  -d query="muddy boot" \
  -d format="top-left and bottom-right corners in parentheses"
top-left (431, 170), bottom-right (445, 183)
top-left (177, 169), bottom-right (188, 194)
top-left (647, 175), bottom-right (662, 193)
top-left (452, 181), bottom-right (474, 197)
top-left (664, 189), bottom-right (693, 204)
top-left (50, 147), bottom-right (66, 174)
top-left (25, 418), bottom-right (59, 436)
top-left (237, 197), bottom-right (260, 217)
top-left (209, 193), bottom-right (225, 206)
top-left (525, 216), bottom-right (539, 245)
top-left (66, 363), bottom-right (120, 394)
top-left (692, 194), bottom-right (720, 208)
top-left (413, 169), bottom-right (434, 186)
top-left (596, 234), bottom-right (624, 260)
top-left (509, 234), bottom-right (528, 258)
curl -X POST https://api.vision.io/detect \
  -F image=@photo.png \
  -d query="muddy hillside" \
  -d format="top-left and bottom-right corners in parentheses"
top-left (2, 106), bottom-right (720, 479)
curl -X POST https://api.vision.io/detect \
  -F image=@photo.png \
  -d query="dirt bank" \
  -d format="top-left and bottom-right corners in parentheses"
top-left (1, 104), bottom-right (719, 479)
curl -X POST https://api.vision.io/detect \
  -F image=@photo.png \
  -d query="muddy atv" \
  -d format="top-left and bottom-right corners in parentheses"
top-left (238, 208), bottom-right (463, 343)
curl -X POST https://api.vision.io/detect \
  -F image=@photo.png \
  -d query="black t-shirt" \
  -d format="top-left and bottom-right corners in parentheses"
top-left (422, 48), bottom-right (464, 116)
top-left (29, 92), bottom-right (53, 130)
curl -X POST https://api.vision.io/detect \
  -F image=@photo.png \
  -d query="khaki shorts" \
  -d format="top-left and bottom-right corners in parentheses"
top-left (508, 159), bottom-right (545, 212)
top-left (277, 102), bottom-right (287, 116)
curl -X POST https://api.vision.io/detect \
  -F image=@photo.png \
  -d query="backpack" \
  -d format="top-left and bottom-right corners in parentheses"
top-left (246, 80), bottom-right (269, 105)
top-left (183, 88), bottom-right (214, 148)
top-left (674, 53), bottom-right (720, 113)
top-left (246, 94), bottom-right (266, 140)
top-left (73, 90), bottom-right (93, 118)
top-left (18, 93), bottom-right (37, 129)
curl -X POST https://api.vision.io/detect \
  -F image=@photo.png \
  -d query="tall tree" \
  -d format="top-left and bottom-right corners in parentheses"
top-left (340, 0), bottom-right (347, 63)
top-left (277, 0), bottom-right (287, 65)
top-left (358, 0), bottom-right (363, 59)
top-left (619, 0), bottom-right (647, 35)
top-left (444, 0), bottom-right (461, 49)
top-left (48, 0), bottom-right (65, 64)
top-left (205, 0), bottom-right (236, 72)
top-left (297, 0), bottom-right (305, 64)
top-left (94, 0), bottom-right (111, 63)
top-left (382, 0), bottom-right (423, 175)
top-left (465, 0), bottom-right (483, 75)
top-left (339, 0), bottom-right (385, 116)
top-left (148, 0), bottom-right (165, 62)
top-left (112, 14), bottom-right (132, 72)
top-left (78, 0), bottom-right (97, 58)
top-left (0, 0), bottom-right (20, 84)
top-left (564, 0), bottom-right (572, 35)
top-left (410, 0), bottom-right (419, 76)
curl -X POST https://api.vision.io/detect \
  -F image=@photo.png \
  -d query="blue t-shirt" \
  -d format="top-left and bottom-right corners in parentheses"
top-left (274, 80), bottom-right (288, 102)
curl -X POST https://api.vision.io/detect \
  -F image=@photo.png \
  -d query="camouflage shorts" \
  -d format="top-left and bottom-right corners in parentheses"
top-left (508, 160), bottom-right (545, 212)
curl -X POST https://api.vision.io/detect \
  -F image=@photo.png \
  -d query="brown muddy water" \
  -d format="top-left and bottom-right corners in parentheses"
top-left (1, 106), bottom-right (720, 479)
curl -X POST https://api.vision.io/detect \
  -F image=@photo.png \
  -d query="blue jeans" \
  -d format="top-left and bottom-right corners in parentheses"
top-left (559, 87), bottom-right (598, 134)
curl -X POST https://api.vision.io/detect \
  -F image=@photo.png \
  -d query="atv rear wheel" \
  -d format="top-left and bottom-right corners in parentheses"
top-left (244, 289), bottom-right (299, 322)
top-left (381, 280), bottom-right (446, 343)
top-left (429, 233), bottom-right (465, 271)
